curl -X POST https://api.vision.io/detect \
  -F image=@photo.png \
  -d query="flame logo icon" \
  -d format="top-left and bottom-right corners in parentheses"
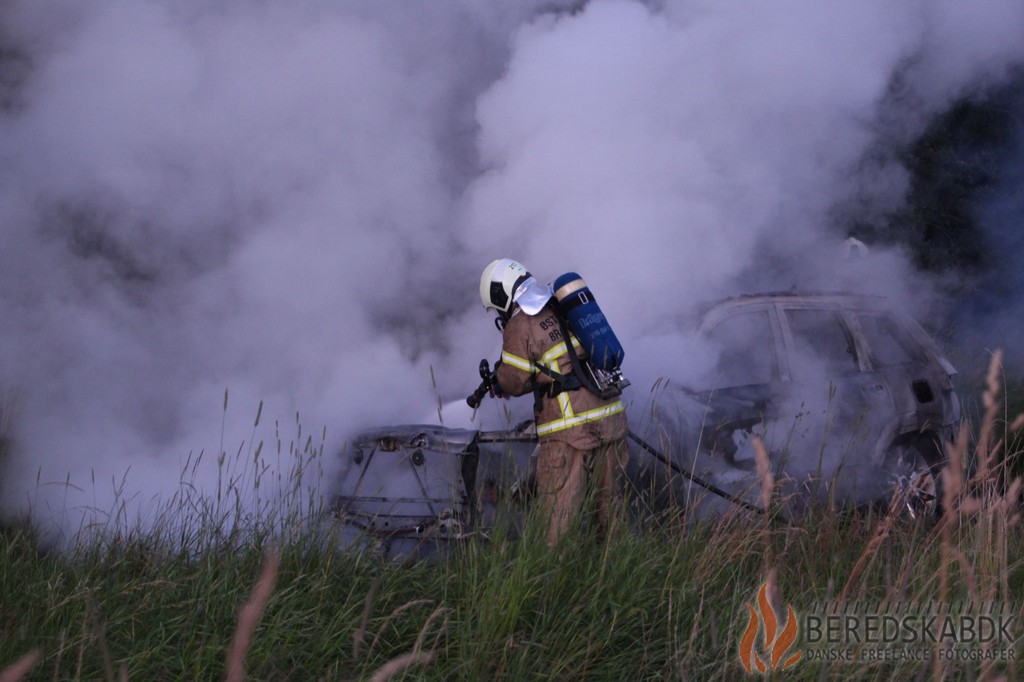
top-left (738, 582), bottom-right (802, 673)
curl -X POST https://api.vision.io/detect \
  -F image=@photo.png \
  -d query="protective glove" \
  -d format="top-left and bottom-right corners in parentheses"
top-left (489, 360), bottom-right (505, 398)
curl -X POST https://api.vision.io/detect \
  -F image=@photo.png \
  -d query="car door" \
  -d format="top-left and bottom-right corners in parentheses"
top-left (850, 308), bottom-right (957, 445)
top-left (776, 303), bottom-right (896, 505)
top-left (690, 303), bottom-right (788, 475)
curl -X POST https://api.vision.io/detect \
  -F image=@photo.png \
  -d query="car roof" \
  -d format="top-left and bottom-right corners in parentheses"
top-left (699, 291), bottom-right (892, 330)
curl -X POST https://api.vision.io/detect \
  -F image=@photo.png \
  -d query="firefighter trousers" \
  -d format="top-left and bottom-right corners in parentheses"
top-left (535, 437), bottom-right (629, 547)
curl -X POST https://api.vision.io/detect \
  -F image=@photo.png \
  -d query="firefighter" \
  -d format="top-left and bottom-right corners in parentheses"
top-left (479, 258), bottom-right (629, 547)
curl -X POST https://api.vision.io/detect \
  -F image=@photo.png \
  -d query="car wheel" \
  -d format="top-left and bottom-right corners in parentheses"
top-left (884, 436), bottom-right (947, 519)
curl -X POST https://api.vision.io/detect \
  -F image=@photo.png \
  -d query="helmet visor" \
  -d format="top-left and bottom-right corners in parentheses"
top-left (513, 276), bottom-right (552, 315)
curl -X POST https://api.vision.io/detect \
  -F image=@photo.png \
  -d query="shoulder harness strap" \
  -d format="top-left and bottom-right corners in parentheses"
top-left (530, 311), bottom-right (607, 412)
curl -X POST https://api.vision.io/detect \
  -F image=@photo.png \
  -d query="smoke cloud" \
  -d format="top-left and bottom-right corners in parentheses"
top-left (1, 0), bottom-right (1022, 538)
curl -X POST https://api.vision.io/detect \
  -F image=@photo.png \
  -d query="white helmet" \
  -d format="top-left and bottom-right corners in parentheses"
top-left (479, 258), bottom-right (552, 316)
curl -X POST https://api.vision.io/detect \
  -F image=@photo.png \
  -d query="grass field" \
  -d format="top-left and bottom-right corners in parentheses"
top-left (1, 356), bottom-right (1022, 681)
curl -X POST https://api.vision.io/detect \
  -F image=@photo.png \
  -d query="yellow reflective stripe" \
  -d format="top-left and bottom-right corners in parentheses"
top-left (500, 350), bottom-right (534, 373)
top-left (504, 337), bottom-right (580, 376)
top-left (555, 362), bottom-right (574, 418)
top-left (540, 336), bottom-right (581, 365)
top-left (505, 335), bottom-right (585, 417)
top-left (536, 401), bottom-right (625, 436)
top-left (540, 336), bottom-right (580, 418)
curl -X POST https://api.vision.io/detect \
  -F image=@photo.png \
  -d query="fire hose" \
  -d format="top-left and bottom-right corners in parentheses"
top-left (627, 430), bottom-right (765, 514)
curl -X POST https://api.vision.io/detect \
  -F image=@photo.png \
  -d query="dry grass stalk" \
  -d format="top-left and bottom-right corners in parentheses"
top-left (836, 498), bottom-right (898, 604)
top-left (764, 566), bottom-right (780, 618)
top-left (367, 599), bottom-right (435, 659)
top-left (682, 590), bottom-right (703, 672)
top-left (353, 578), bottom-right (381, 659)
top-left (88, 589), bottom-right (116, 682)
top-left (690, 522), bottom-right (761, 588)
top-left (943, 544), bottom-right (980, 600)
top-left (1000, 478), bottom-right (1021, 525)
top-left (413, 606), bottom-right (451, 655)
top-left (752, 436), bottom-right (776, 576)
top-left (0, 650), bottom-right (40, 682)
top-left (225, 548), bottom-right (280, 682)
top-left (935, 418), bottom-right (967, 682)
top-left (943, 424), bottom-right (968, 506)
top-left (975, 350), bottom-right (1004, 486)
top-left (752, 437), bottom-right (773, 512)
top-left (932, 350), bottom-right (1024, 682)
top-left (368, 651), bottom-right (435, 682)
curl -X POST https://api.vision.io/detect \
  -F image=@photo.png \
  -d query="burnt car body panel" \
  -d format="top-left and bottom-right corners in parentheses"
top-left (332, 293), bottom-right (960, 547)
top-left (628, 294), bottom-right (959, 518)
top-left (333, 423), bottom-right (537, 547)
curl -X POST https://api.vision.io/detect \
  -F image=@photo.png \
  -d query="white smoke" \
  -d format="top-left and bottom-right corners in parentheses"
top-left (460, 0), bottom-right (1024, 394)
top-left (1, 0), bottom-right (1022, 539)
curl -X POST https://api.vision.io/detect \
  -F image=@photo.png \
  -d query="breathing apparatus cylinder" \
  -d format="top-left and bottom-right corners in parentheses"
top-left (551, 272), bottom-right (625, 371)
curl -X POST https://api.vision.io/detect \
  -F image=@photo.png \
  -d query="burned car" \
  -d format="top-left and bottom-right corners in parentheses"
top-left (633, 292), bottom-right (960, 518)
top-left (332, 293), bottom-right (960, 551)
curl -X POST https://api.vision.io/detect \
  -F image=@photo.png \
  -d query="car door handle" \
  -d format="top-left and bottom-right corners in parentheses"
top-left (862, 384), bottom-right (886, 395)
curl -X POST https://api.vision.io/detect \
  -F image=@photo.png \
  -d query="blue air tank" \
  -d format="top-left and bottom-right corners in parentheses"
top-left (551, 272), bottom-right (625, 371)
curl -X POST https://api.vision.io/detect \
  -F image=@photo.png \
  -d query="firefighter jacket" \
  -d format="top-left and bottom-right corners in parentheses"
top-left (495, 303), bottom-right (627, 450)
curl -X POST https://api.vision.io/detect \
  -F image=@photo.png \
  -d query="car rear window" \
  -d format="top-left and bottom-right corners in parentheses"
top-left (705, 310), bottom-right (777, 387)
top-left (857, 312), bottom-right (921, 366)
top-left (784, 308), bottom-right (859, 377)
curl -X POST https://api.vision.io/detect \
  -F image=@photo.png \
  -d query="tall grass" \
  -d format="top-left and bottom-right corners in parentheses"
top-left (1, 356), bottom-right (1023, 680)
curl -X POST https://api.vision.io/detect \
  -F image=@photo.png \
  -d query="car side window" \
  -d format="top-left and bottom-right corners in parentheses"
top-left (784, 308), bottom-right (859, 378)
top-left (705, 310), bottom-right (777, 387)
top-left (857, 312), bottom-right (921, 366)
